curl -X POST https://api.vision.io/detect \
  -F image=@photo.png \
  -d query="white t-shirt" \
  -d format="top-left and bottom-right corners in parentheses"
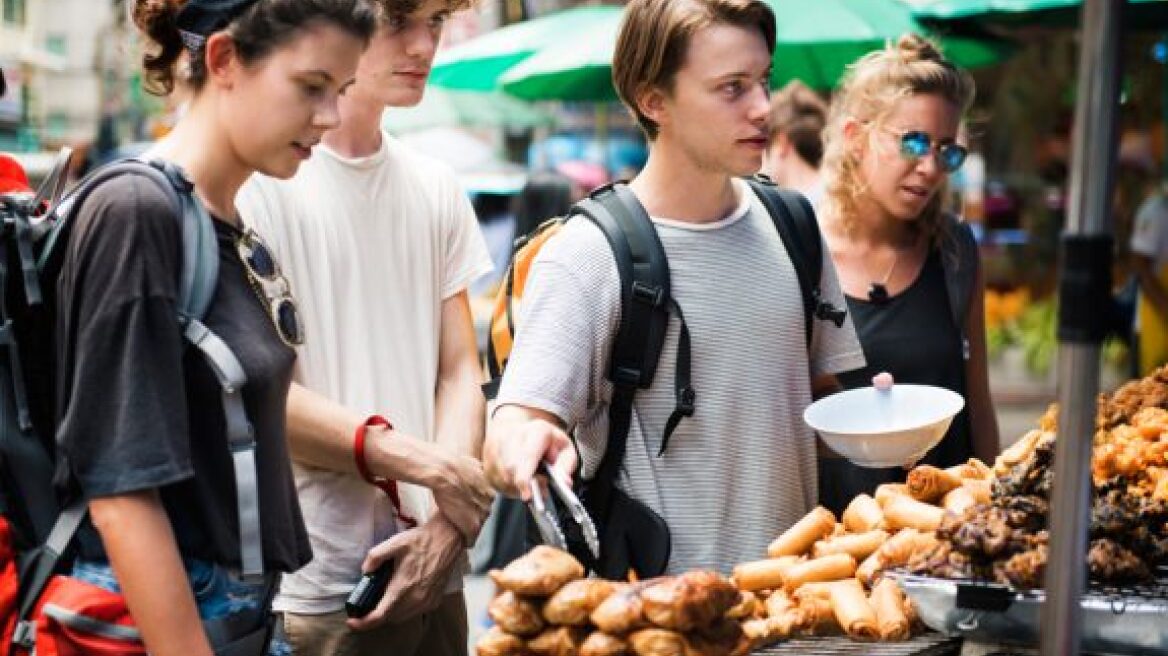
top-left (237, 132), bottom-right (493, 614)
top-left (495, 179), bottom-right (865, 575)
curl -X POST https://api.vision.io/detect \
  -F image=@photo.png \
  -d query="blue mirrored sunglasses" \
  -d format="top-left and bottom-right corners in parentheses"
top-left (897, 130), bottom-right (968, 173)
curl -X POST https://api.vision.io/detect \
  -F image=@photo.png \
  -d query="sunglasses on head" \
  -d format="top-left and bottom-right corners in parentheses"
top-left (236, 229), bottom-right (305, 348)
top-left (890, 129), bottom-right (968, 173)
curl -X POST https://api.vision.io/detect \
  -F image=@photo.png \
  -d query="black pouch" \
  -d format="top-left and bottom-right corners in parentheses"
top-left (528, 484), bottom-right (671, 581)
top-left (590, 486), bottom-right (670, 580)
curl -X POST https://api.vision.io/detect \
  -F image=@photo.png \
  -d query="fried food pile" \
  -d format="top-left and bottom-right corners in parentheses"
top-left (909, 366), bottom-right (1168, 588)
top-left (726, 461), bottom-right (994, 648)
top-left (477, 546), bottom-right (748, 656)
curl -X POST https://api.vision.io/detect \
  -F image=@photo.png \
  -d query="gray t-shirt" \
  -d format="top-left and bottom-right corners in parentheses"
top-left (496, 180), bottom-right (865, 575)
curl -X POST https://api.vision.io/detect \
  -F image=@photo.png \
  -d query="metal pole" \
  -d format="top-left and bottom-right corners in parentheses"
top-left (1041, 1), bottom-right (1123, 655)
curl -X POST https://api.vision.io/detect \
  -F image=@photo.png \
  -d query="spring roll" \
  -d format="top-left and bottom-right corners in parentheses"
top-left (869, 577), bottom-right (911, 641)
top-left (882, 495), bottom-right (946, 532)
top-left (856, 529), bottom-right (939, 586)
top-left (812, 530), bottom-right (890, 561)
top-left (879, 528), bottom-right (938, 565)
top-left (962, 478), bottom-right (992, 504)
top-left (791, 580), bottom-right (836, 603)
top-left (767, 506), bottom-right (837, 557)
top-left (874, 483), bottom-right (911, 507)
top-left (995, 429), bottom-right (1044, 475)
top-left (842, 494), bottom-right (885, 533)
top-left (945, 458), bottom-right (992, 480)
top-left (829, 579), bottom-right (879, 640)
top-left (731, 555), bottom-right (802, 592)
top-left (795, 595), bottom-right (838, 635)
top-left (941, 486), bottom-right (978, 516)
top-left (782, 553), bottom-right (857, 592)
top-left (764, 590), bottom-right (795, 618)
top-left (906, 465), bottom-right (963, 503)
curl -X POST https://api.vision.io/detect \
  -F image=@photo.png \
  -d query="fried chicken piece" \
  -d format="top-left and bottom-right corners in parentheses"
top-left (543, 579), bottom-right (619, 626)
top-left (907, 542), bottom-right (975, 580)
top-left (723, 590), bottom-right (762, 621)
top-left (592, 582), bottom-right (651, 634)
top-left (490, 546), bottom-right (585, 597)
top-left (1088, 539), bottom-right (1151, 583)
top-left (580, 632), bottom-right (629, 656)
top-left (689, 618), bottom-right (745, 656)
top-left (640, 570), bottom-right (739, 632)
top-left (1097, 366), bottom-right (1168, 430)
top-left (998, 495), bottom-right (1049, 531)
top-left (527, 626), bottom-right (588, 656)
top-left (477, 626), bottom-right (528, 656)
top-left (489, 590), bottom-right (546, 637)
top-left (992, 545), bottom-right (1047, 589)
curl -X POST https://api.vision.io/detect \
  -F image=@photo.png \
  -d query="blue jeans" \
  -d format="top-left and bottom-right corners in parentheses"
top-left (72, 558), bottom-right (290, 656)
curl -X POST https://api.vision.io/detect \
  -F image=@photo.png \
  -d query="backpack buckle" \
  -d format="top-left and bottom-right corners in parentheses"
top-left (13, 619), bottom-right (36, 649)
top-left (677, 386), bottom-right (696, 416)
top-left (631, 281), bottom-right (665, 308)
top-left (812, 291), bottom-right (847, 328)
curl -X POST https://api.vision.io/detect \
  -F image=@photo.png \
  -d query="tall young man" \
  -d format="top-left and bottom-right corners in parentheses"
top-left (236, 0), bottom-right (494, 653)
top-left (483, 0), bottom-right (865, 575)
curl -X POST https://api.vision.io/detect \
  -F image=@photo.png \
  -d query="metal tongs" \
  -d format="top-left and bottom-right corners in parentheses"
top-left (528, 462), bottom-right (601, 559)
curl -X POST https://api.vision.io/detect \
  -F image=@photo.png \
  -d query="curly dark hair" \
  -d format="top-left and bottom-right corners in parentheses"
top-left (132, 0), bottom-right (377, 95)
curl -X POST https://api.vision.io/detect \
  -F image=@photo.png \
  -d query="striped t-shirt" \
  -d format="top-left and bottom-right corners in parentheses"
top-left (496, 179), bottom-right (865, 575)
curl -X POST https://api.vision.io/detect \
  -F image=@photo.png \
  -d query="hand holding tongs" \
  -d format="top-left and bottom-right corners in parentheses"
top-left (528, 461), bottom-right (601, 560)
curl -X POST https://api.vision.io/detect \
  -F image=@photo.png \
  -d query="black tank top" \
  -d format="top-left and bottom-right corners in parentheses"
top-left (819, 249), bottom-right (972, 514)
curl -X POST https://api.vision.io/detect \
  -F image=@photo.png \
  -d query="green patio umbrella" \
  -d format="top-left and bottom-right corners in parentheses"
top-left (434, 0), bottom-right (1012, 101)
top-left (908, 0), bottom-right (1168, 28)
top-left (767, 0), bottom-right (1014, 89)
top-left (429, 5), bottom-right (622, 93)
top-left (381, 87), bottom-right (554, 133)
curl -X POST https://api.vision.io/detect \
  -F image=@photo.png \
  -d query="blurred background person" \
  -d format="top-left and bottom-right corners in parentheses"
top-left (816, 34), bottom-right (999, 515)
top-left (761, 79), bottom-right (827, 205)
top-left (1131, 176), bottom-right (1168, 375)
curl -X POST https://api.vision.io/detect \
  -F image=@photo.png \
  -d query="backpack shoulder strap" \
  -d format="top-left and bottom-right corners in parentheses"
top-left (747, 176), bottom-right (841, 348)
top-left (37, 159), bottom-right (218, 322)
top-left (941, 213), bottom-right (979, 359)
top-left (571, 182), bottom-right (674, 504)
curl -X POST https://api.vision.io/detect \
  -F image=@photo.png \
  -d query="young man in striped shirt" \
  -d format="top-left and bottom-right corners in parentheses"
top-left (484, 0), bottom-right (864, 575)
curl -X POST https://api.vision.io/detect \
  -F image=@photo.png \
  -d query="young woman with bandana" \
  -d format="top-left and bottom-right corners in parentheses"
top-left (815, 34), bottom-right (1000, 514)
top-left (53, 1), bottom-right (374, 654)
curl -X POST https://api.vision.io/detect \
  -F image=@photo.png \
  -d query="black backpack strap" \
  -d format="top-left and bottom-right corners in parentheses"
top-left (746, 177), bottom-right (846, 348)
top-left (572, 182), bottom-right (675, 511)
top-left (10, 500), bottom-right (86, 653)
top-left (941, 213), bottom-right (978, 361)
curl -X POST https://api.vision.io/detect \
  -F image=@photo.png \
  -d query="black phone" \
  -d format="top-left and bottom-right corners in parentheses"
top-left (345, 559), bottom-right (395, 618)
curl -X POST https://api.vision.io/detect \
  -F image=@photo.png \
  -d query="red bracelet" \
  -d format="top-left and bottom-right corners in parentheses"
top-left (354, 415), bottom-right (417, 528)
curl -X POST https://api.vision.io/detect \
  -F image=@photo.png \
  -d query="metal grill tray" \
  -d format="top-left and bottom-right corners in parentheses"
top-left (891, 571), bottom-right (1168, 655)
top-left (754, 632), bottom-right (961, 655)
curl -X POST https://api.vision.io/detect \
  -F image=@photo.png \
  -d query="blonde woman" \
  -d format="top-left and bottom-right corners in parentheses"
top-left (816, 34), bottom-right (999, 514)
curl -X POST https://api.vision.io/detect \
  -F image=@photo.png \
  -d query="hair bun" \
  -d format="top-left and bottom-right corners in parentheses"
top-left (132, 0), bottom-right (187, 95)
top-left (894, 33), bottom-right (944, 64)
top-left (132, 0), bottom-right (183, 36)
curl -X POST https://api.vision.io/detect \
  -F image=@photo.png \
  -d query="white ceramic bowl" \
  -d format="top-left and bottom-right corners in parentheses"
top-left (803, 384), bottom-right (965, 468)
